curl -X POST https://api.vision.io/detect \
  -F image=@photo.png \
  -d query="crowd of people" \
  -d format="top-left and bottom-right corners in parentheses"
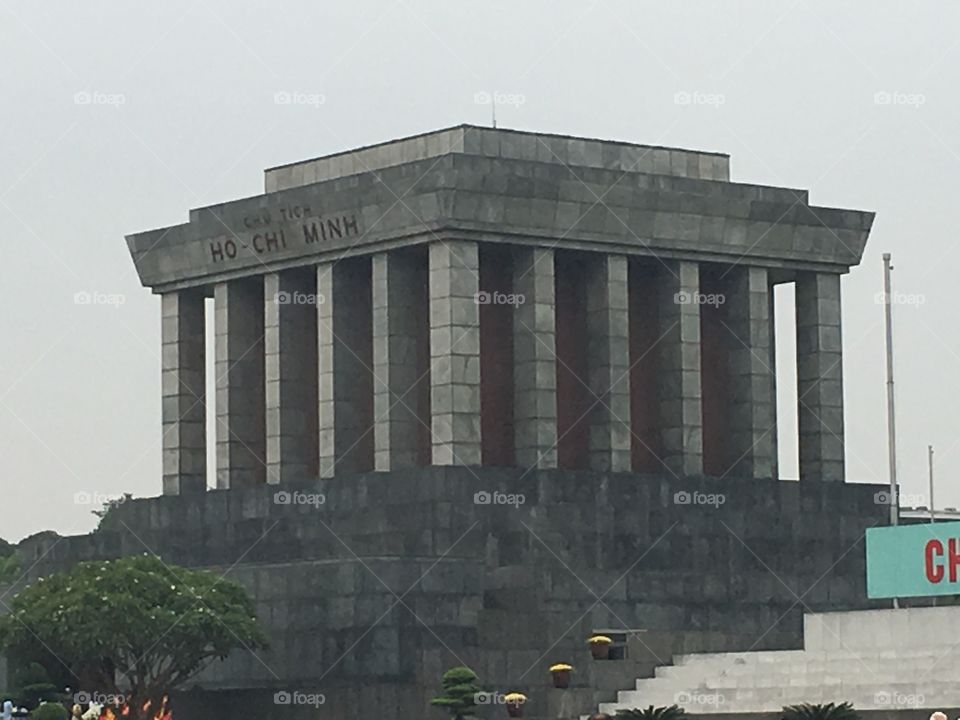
top-left (0, 699), bottom-right (103, 719)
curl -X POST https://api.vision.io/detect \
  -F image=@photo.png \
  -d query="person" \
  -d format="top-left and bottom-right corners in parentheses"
top-left (70, 704), bottom-right (83, 719)
top-left (1, 700), bottom-right (12, 720)
top-left (929, 713), bottom-right (947, 720)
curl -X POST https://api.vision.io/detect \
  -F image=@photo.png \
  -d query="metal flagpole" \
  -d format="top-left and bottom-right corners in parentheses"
top-left (930, 444), bottom-right (936, 607)
top-left (883, 253), bottom-right (899, 609)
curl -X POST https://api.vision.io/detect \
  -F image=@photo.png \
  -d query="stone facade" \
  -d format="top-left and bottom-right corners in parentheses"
top-left (127, 126), bottom-right (873, 489)
top-left (214, 278), bottom-right (266, 489)
top-left (160, 290), bottom-right (206, 495)
top-left (264, 269), bottom-right (318, 483)
top-left (428, 241), bottom-right (481, 466)
top-left (5, 469), bottom-right (889, 720)
top-left (657, 260), bottom-right (704, 477)
top-left (511, 247), bottom-right (558, 469)
top-left (372, 249), bottom-right (428, 471)
top-left (796, 272), bottom-right (845, 482)
top-left (0, 126), bottom-right (878, 719)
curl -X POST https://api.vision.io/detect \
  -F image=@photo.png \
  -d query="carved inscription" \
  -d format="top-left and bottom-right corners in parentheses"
top-left (208, 203), bottom-right (361, 264)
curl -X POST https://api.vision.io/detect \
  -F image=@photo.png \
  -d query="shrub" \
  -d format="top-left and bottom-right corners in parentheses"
top-left (32, 703), bottom-right (68, 720)
top-left (616, 706), bottom-right (688, 720)
top-left (431, 666), bottom-right (481, 720)
top-left (781, 702), bottom-right (860, 720)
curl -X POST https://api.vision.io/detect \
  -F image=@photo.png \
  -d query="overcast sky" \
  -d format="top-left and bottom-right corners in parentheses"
top-left (1, 1), bottom-right (957, 542)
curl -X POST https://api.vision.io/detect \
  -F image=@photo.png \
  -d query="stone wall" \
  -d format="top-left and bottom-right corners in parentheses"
top-left (5, 469), bottom-right (888, 719)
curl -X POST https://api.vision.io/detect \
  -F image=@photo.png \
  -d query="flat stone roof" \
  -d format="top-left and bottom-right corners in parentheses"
top-left (126, 126), bottom-right (874, 293)
top-left (264, 124), bottom-right (731, 192)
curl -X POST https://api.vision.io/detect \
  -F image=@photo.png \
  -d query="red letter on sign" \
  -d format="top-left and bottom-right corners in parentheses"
top-left (926, 539), bottom-right (944, 583)
top-left (950, 538), bottom-right (960, 583)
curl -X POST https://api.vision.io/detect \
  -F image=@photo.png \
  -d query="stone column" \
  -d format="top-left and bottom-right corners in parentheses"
top-left (658, 261), bottom-right (703, 477)
top-left (429, 241), bottom-right (481, 466)
top-left (512, 247), bottom-right (558, 469)
top-left (214, 278), bottom-right (266, 489)
top-left (796, 272), bottom-right (845, 482)
top-left (264, 269), bottom-right (318, 484)
top-left (161, 290), bottom-right (206, 495)
top-left (725, 266), bottom-right (776, 479)
top-left (585, 254), bottom-right (631, 472)
top-left (373, 250), bottom-right (424, 471)
top-left (317, 259), bottom-right (374, 478)
top-left (769, 281), bottom-right (780, 480)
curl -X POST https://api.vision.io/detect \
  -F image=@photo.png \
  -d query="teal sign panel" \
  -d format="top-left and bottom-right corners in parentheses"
top-left (866, 521), bottom-right (960, 598)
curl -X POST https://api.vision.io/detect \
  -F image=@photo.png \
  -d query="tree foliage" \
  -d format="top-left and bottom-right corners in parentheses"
top-left (11, 661), bottom-right (62, 708)
top-left (0, 538), bottom-right (18, 584)
top-left (92, 494), bottom-right (134, 532)
top-left (431, 666), bottom-right (481, 720)
top-left (616, 706), bottom-right (689, 720)
top-left (0, 554), bottom-right (267, 720)
top-left (781, 703), bottom-right (860, 720)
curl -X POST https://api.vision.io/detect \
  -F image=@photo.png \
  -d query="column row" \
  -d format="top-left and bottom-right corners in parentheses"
top-left (159, 243), bottom-right (846, 492)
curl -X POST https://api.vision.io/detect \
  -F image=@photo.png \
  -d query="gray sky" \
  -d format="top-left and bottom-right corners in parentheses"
top-left (1, 1), bottom-right (957, 542)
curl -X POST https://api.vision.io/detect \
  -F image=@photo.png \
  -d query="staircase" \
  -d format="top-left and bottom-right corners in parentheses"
top-left (598, 607), bottom-right (960, 715)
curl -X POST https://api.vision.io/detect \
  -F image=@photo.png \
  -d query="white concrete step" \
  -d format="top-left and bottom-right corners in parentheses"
top-left (673, 645), bottom-right (960, 667)
top-left (593, 609), bottom-right (960, 716)
top-left (654, 654), bottom-right (960, 681)
top-left (603, 681), bottom-right (960, 715)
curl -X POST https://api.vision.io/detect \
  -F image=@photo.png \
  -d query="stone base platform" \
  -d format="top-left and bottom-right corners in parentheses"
top-left (4, 468), bottom-right (889, 720)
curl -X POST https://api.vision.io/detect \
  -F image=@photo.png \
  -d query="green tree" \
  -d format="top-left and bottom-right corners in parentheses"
top-left (0, 555), bottom-right (268, 720)
top-left (11, 661), bottom-right (62, 709)
top-left (616, 706), bottom-right (689, 720)
top-left (0, 539), bottom-right (18, 584)
top-left (781, 703), bottom-right (860, 720)
top-left (431, 666), bottom-right (481, 720)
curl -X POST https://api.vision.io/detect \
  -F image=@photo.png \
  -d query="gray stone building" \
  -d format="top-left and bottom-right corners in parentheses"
top-left (132, 124), bottom-right (869, 492)
top-left (4, 126), bottom-right (885, 720)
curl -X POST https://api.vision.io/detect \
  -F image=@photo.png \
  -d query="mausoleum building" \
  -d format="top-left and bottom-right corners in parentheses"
top-left (128, 125), bottom-right (872, 492)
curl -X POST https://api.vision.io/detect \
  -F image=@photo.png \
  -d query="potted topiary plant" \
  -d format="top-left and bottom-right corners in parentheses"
top-left (504, 692), bottom-right (527, 718)
top-left (430, 666), bottom-right (481, 720)
top-left (588, 634), bottom-right (613, 659)
top-left (549, 663), bottom-right (573, 688)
